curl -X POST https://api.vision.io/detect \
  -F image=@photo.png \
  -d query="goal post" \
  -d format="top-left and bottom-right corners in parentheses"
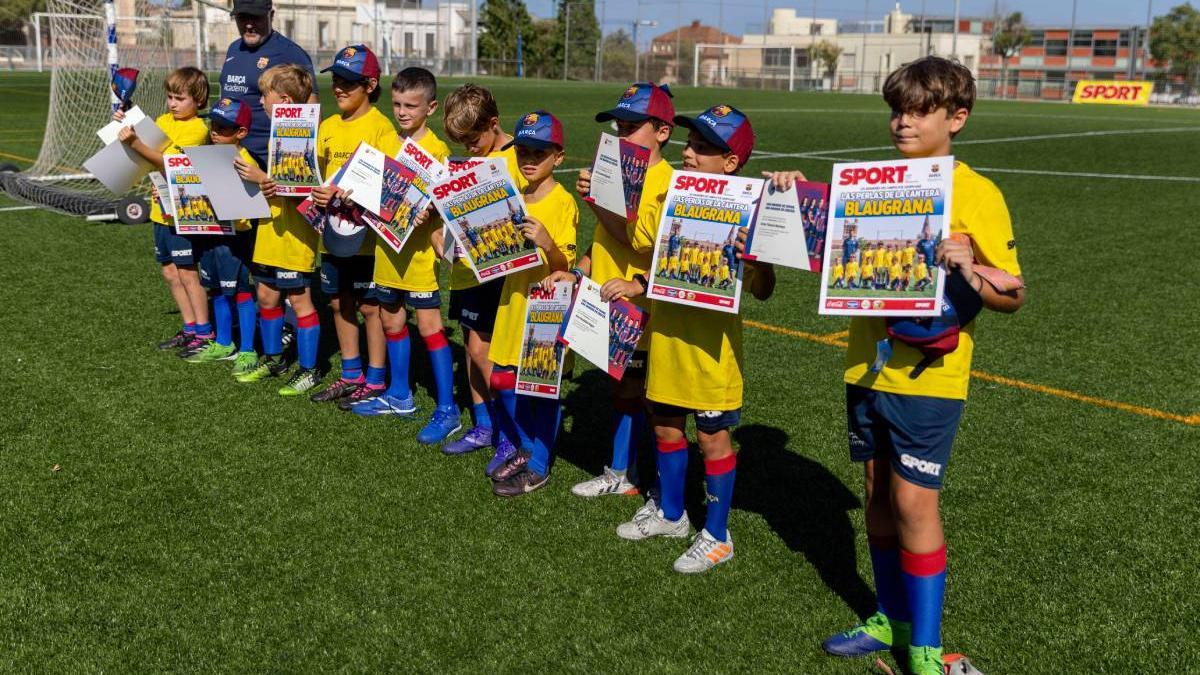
top-left (1, 0), bottom-right (206, 220)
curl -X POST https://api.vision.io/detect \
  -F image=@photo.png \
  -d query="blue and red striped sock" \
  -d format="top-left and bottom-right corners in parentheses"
top-left (184, 321), bottom-right (197, 336)
top-left (194, 321), bottom-right (214, 340)
top-left (341, 355), bottom-right (363, 381)
top-left (656, 438), bottom-right (688, 521)
top-left (366, 364), bottom-right (387, 388)
top-left (703, 454), bottom-right (736, 540)
top-left (472, 401), bottom-right (492, 429)
top-left (901, 544), bottom-right (947, 648)
top-left (260, 306), bottom-right (284, 356)
top-left (611, 398), bottom-right (645, 474)
top-left (385, 328), bottom-right (411, 398)
top-left (869, 534), bottom-right (910, 622)
top-left (296, 311), bottom-right (319, 369)
top-left (236, 292), bottom-right (256, 353)
top-left (488, 368), bottom-right (528, 449)
top-left (212, 295), bottom-right (235, 347)
top-left (423, 331), bottom-right (455, 409)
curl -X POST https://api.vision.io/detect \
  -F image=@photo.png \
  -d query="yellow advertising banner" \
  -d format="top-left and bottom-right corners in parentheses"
top-left (1072, 80), bottom-right (1153, 106)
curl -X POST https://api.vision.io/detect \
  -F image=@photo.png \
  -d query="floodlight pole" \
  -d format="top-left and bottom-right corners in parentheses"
top-left (1142, 0), bottom-right (1153, 80)
top-left (951, 0), bottom-right (959, 60)
top-left (563, 1), bottom-right (571, 81)
top-left (1066, 0), bottom-right (1077, 100)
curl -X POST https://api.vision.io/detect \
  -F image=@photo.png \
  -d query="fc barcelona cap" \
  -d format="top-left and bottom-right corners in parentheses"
top-left (595, 82), bottom-right (676, 125)
top-left (210, 97), bottom-right (253, 129)
top-left (322, 44), bottom-right (381, 81)
top-left (502, 110), bottom-right (565, 150)
top-left (111, 67), bottom-right (139, 104)
top-left (231, 0), bottom-right (272, 17)
top-left (674, 104), bottom-right (755, 168)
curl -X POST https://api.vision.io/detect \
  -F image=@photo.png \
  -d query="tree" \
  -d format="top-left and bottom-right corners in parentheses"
top-left (478, 0), bottom-right (534, 77)
top-left (547, 0), bottom-right (600, 80)
top-left (1151, 3), bottom-right (1200, 93)
top-left (811, 40), bottom-right (843, 89)
top-left (0, 0), bottom-right (46, 45)
top-left (992, 12), bottom-right (1032, 98)
top-left (600, 29), bottom-right (635, 82)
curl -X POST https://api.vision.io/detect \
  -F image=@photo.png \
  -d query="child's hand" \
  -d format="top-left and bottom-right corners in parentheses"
top-left (260, 178), bottom-right (278, 199)
top-left (117, 126), bottom-right (137, 145)
top-left (520, 215), bottom-right (553, 251)
top-left (413, 205), bottom-right (432, 228)
top-left (936, 237), bottom-right (975, 281)
top-left (734, 226), bottom-right (751, 261)
top-left (576, 169), bottom-right (592, 197)
top-left (234, 156), bottom-right (267, 184)
top-left (311, 184), bottom-right (335, 208)
top-left (761, 170), bottom-right (807, 191)
top-left (431, 227), bottom-right (447, 260)
top-left (541, 270), bottom-right (577, 291)
top-left (112, 109), bottom-right (125, 123)
top-left (601, 278), bottom-right (644, 302)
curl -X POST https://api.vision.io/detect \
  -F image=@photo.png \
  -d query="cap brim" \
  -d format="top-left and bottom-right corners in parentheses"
top-left (673, 116), bottom-right (732, 152)
top-left (321, 65), bottom-right (371, 81)
top-left (594, 108), bottom-right (653, 123)
top-left (502, 137), bottom-right (558, 151)
top-left (209, 115), bottom-right (241, 129)
top-left (231, 8), bottom-right (270, 16)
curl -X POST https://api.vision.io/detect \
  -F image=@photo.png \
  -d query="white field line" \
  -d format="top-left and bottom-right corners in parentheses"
top-left (0, 205), bottom-right (39, 213)
top-left (711, 107), bottom-right (1200, 125)
top-left (758, 126), bottom-right (1200, 156)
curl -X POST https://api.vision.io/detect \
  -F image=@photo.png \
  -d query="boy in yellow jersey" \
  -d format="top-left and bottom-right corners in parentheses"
top-left (186, 98), bottom-right (259, 364)
top-left (484, 111), bottom-right (578, 494)
top-left (889, 258), bottom-right (905, 291)
top-left (903, 240), bottom-right (917, 266)
top-left (822, 58), bottom-right (1024, 675)
top-left (860, 258), bottom-right (875, 291)
top-left (846, 256), bottom-right (861, 289)
top-left (305, 45), bottom-right (400, 399)
top-left (556, 82), bottom-right (675, 498)
top-left (616, 104), bottom-right (798, 574)
top-left (831, 259), bottom-right (846, 288)
top-left (911, 254), bottom-right (931, 292)
top-left (233, 65), bottom-right (320, 385)
top-left (346, 68), bottom-right (459, 448)
top-left (439, 83), bottom-right (530, 462)
top-left (114, 67), bottom-right (211, 353)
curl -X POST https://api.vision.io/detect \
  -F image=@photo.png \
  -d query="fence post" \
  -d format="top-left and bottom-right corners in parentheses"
top-left (34, 15), bottom-right (43, 73)
top-left (693, 43), bottom-right (700, 87)
top-left (788, 45), bottom-right (795, 91)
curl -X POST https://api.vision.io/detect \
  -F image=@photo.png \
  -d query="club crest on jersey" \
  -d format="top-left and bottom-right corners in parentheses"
top-left (711, 104), bottom-right (732, 117)
top-left (256, 57), bottom-right (269, 69)
top-left (523, 112), bottom-right (539, 126)
top-left (622, 85), bottom-right (639, 99)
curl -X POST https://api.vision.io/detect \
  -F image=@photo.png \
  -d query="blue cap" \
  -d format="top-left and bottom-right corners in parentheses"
top-left (502, 110), bottom-right (565, 150)
top-left (209, 96), bottom-right (253, 129)
top-left (321, 44), bottom-right (381, 81)
top-left (674, 104), bottom-right (755, 168)
top-left (595, 82), bottom-right (676, 124)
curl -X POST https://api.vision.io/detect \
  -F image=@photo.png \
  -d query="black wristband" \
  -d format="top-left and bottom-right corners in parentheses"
top-left (632, 273), bottom-right (648, 291)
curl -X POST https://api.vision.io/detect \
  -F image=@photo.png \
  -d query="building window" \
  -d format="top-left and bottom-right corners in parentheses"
top-left (284, 19), bottom-right (295, 39)
top-left (810, 22), bottom-right (823, 35)
top-left (1071, 30), bottom-right (1092, 47)
top-left (842, 53), bottom-right (856, 70)
top-left (1029, 30), bottom-right (1044, 46)
top-left (765, 48), bottom-right (809, 69)
top-left (318, 21), bottom-right (330, 49)
top-left (1045, 39), bottom-right (1067, 56)
top-left (404, 31), bottom-right (414, 55)
top-left (963, 54), bottom-right (974, 69)
top-left (1094, 39), bottom-right (1118, 57)
top-left (425, 33), bottom-right (435, 56)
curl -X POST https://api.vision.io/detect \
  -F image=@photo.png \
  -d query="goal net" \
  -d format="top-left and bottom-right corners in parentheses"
top-left (0, 0), bottom-right (205, 218)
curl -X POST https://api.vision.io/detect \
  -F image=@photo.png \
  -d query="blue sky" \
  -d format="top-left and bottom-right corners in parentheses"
top-left (524, 0), bottom-right (1164, 46)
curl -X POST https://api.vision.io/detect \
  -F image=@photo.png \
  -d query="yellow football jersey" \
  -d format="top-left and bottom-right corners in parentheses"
top-left (488, 182), bottom-right (578, 367)
top-left (845, 162), bottom-right (1022, 400)
top-left (253, 195), bottom-right (319, 272)
top-left (150, 113), bottom-right (210, 225)
top-left (599, 158), bottom-right (672, 300)
top-left (646, 265), bottom-right (758, 411)
top-left (903, 246), bottom-right (916, 265)
top-left (374, 129), bottom-right (451, 292)
top-left (449, 145), bottom-right (530, 291)
top-left (316, 107), bottom-right (401, 257)
top-left (846, 261), bottom-right (859, 278)
top-left (833, 262), bottom-right (845, 280)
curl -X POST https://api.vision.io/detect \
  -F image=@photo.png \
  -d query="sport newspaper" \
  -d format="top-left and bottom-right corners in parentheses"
top-left (515, 281), bottom-right (573, 399)
top-left (559, 276), bottom-right (649, 381)
top-left (646, 171), bottom-right (764, 314)
top-left (743, 180), bottom-right (830, 273)
top-left (429, 157), bottom-right (540, 283)
top-left (818, 157), bottom-right (951, 317)
top-left (163, 153), bottom-right (232, 235)
top-left (372, 137), bottom-right (451, 254)
top-left (267, 103), bottom-right (322, 197)
top-left (583, 132), bottom-right (651, 222)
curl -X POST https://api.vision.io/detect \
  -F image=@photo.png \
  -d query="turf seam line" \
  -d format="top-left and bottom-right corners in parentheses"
top-left (742, 318), bottom-right (1198, 426)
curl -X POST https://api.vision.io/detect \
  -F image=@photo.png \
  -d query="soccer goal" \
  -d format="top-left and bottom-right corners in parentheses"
top-left (0, 0), bottom-right (206, 222)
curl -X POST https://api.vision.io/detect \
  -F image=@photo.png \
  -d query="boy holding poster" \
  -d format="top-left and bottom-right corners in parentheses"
top-left (344, 69), bottom-right (459, 447)
top-left (267, 102), bottom-right (321, 196)
top-left (558, 82), bottom-right (676, 500)
top-left (308, 45), bottom-right (401, 400)
top-left (437, 84), bottom-right (529, 463)
top-left (114, 67), bottom-right (211, 352)
top-left (478, 111), bottom-right (577, 494)
top-left (820, 57), bottom-right (1024, 675)
top-left (234, 65), bottom-right (319, 384)
top-left (615, 105), bottom-right (793, 574)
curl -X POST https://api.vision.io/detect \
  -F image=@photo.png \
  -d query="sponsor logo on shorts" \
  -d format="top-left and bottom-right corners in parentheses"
top-left (277, 270), bottom-right (299, 279)
top-left (900, 453), bottom-right (942, 477)
top-left (171, 248), bottom-right (192, 257)
top-left (410, 291), bottom-right (434, 299)
top-left (462, 309), bottom-right (480, 321)
top-left (848, 431), bottom-right (869, 450)
top-left (696, 410), bottom-right (723, 419)
top-left (220, 280), bottom-right (237, 288)
top-left (352, 281), bottom-right (372, 290)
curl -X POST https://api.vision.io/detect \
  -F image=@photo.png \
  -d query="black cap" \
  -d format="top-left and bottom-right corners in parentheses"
top-left (231, 0), bottom-right (272, 17)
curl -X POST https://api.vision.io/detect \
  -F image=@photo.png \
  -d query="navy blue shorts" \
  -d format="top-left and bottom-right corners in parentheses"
top-left (320, 255), bottom-right (375, 297)
top-left (374, 285), bottom-right (443, 310)
top-left (199, 231), bottom-right (254, 296)
top-left (252, 263), bottom-right (313, 290)
top-left (154, 224), bottom-right (197, 266)
top-left (846, 384), bottom-right (964, 489)
top-left (624, 350), bottom-right (648, 379)
top-left (651, 402), bottom-right (741, 434)
top-left (449, 278), bottom-right (504, 334)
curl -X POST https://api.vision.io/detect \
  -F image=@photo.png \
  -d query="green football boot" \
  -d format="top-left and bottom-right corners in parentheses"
top-left (278, 367), bottom-right (321, 396)
top-left (909, 646), bottom-right (944, 675)
top-left (184, 341), bottom-right (237, 363)
top-left (235, 355), bottom-right (289, 383)
top-left (822, 612), bottom-right (911, 657)
top-left (231, 351), bottom-right (259, 378)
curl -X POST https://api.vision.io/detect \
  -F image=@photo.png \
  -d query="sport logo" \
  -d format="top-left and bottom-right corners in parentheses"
top-left (218, 98), bottom-right (233, 108)
top-left (900, 453), bottom-right (942, 477)
top-left (710, 104), bottom-right (732, 117)
top-left (838, 165), bottom-right (909, 186)
top-left (523, 112), bottom-right (539, 126)
top-left (621, 85), bottom-right (639, 99)
top-left (432, 173), bottom-right (480, 200)
top-left (342, 47), bottom-right (357, 58)
top-left (674, 174), bottom-right (729, 194)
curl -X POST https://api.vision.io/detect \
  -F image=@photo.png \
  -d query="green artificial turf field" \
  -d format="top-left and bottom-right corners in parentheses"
top-left (2, 71), bottom-right (1199, 672)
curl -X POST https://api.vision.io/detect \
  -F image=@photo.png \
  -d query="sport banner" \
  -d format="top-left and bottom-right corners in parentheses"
top-left (164, 153), bottom-right (231, 235)
top-left (560, 275), bottom-right (649, 381)
top-left (429, 156), bottom-right (540, 283)
top-left (584, 132), bottom-right (651, 221)
top-left (744, 180), bottom-right (829, 273)
top-left (647, 171), bottom-right (764, 314)
top-left (267, 103), bottom-right (322, 196)
top-left (818, 157), bottom-right (951, 317)
top-left (1072, 80), bottom-right (1153, 106)
top-left (516, 281), bottom-right (573, 399)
